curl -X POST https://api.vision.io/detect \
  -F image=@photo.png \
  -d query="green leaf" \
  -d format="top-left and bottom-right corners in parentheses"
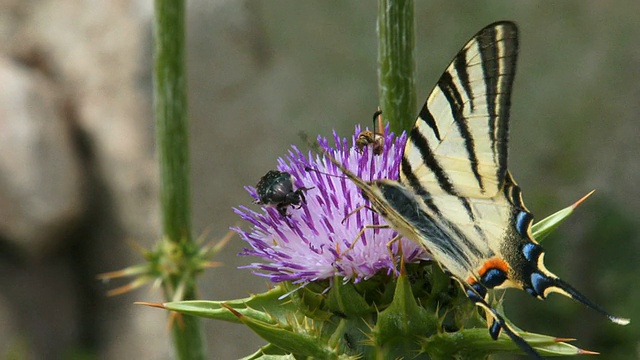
top-left (421, 328), bottom-right (588, 359)
top-left (241, 354), bottom-right (295, 360)
top-left (227, 305), bottom-right (337, 359)
top-left (374, 268), bottom-right (437, 358)
top-left (521, 332), bottom-right (594, 356)
top-left (163, 285), bottom-right (296, 324)
top-left (532, 191), bottom-right (594, 242)
top-left (239, 344), bottom-right (291, 360)
top-left (325, 277), bottom-right (374, 317)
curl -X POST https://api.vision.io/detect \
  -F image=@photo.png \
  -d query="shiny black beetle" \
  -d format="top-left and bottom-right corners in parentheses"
top-left (255, 170), bottom-right (312, 217)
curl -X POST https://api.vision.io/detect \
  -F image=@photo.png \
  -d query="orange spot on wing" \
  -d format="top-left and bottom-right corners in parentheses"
top-left (477, 257), bottom-right (510, 277)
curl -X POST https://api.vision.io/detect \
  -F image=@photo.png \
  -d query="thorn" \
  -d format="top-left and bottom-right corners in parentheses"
top-left (106, 285), bottom-right (133, 297)
top-left (104, 276), bottom-right (151, 296)
top-left (553, 337), bottom-right (576, 342)
top-left (221, 303), bottom-right (243, 319)
top-left (577, 349), bottom-right (600, 355)
top-left (572, 190), bottom-right (595, 209)
top-left (195, 225), bottom-right (213, 245)
top-left (96, 269), bottom-right (126, 280)
top-left (125, 238), bottom-right (148, 255)
top-left (134, 302), bottom-right (166, 309)
top-left (171, 311), bottom-right (185, 330)
top-left (202, 261), bottom-right (224, 269)
top-left (216, 229), bottom-right (235, 249)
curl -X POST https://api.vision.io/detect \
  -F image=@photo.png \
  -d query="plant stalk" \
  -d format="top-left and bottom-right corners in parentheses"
top-left (154, 0), bottom-right (205, 358)
top-left (377, 0), bottom-right (417, 133)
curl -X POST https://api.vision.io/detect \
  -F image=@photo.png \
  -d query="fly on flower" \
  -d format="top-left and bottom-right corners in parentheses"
top-left (254, 170), bottom-right (312, 217)
top-left (305, 21), bottom-right (629, 359)
top-left (355, 109), bottom-right (385, 156)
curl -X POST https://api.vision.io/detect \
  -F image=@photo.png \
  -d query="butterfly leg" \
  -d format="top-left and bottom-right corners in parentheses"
top-left (341, 204), bottom-right (377, 224)
top-left (385, 233), bottom-right (404, 274)
top-left (345, 224), bottom-right (390, 253)
top-left (456, 279), bottom-right (543, 360)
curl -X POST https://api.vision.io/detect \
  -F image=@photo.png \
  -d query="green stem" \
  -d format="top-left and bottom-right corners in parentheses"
top-left (377, 0), bottom-right (416, 134)
top-left (154, 0), bottom-right (205, 358)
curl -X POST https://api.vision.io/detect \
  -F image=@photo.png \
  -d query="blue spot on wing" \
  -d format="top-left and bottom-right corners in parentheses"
top-left (515, 210), bottom-right (532, 237)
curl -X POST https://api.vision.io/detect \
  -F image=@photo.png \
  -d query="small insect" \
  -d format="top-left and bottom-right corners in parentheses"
top-left (255, 170), bottom-right (312, 217)
top-left (355, 109), bottom-right (385, 155)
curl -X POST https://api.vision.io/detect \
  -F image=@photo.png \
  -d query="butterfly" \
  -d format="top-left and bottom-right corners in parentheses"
top-left (309, 21), bottom-right (629, 358)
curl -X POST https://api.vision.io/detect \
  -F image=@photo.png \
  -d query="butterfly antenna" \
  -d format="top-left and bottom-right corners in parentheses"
top-left (299, 132), bottom-right (371, 191)
top-left (304, 166), bottom-right (346, 180)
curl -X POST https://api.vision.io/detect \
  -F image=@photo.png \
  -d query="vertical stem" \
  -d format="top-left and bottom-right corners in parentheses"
top-left (377, 0), bottom-right (416, 134)
top-left (154, 0), bottom-right (205, 358)
top-left (155, 0), bottom-right (190, 241)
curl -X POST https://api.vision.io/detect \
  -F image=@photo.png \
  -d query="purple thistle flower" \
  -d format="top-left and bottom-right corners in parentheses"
top-left (233, 126), bottom-right (428, 284)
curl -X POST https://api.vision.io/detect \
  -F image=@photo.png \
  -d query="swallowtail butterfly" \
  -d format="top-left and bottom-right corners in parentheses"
top-left (313, 21), bottom-right (630, 358)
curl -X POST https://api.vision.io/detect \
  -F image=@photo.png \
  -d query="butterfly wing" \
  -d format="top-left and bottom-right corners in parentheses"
top-left (401, 21), bottom-right (518, 199)
top-left (394, 22), bottom-right (518, 282)
top-left (397, 22), bottom-right (629, 329)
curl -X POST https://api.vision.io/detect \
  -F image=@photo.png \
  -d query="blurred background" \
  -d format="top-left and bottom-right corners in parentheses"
top-left (0, 1), bottom-right (638, 359)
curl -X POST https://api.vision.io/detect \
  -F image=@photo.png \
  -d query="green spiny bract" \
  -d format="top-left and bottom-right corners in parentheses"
top-left (164, 261), bottom-right (585, 359)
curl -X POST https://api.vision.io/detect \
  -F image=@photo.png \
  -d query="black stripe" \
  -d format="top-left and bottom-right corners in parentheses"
top-left (474, 223), bottom-right (488, 242)
top-left (495, 25), bottom-right (518, 186)
top-left (502, 172), bottom-right (526, 210)
top-left (405, 129), bottom-right (478, 226)
top-left (442, 215), bottom-right (485, 259)
top-left (438, 71), bottom-right (485, 192)
top-left (477, 25), bottom-right (499, 167)
top-left (504, 182), bottom-right (523, 209)
top-left (379, 182), bottom-right (474, 268)
top-left (401, 156), bottom-right (484, 259)
top-left (477, 24), bottom-right (518, 188)
top-left (460, 198), bottom-right (475, 221)
top-left (417, 103), bottom-right (442, 141)
top-left (408, 128), bottom-right (455, 196)
top-left (454, 47), bottom-right (474, 111)
top-left (401, 157), bottom-right (438, 211)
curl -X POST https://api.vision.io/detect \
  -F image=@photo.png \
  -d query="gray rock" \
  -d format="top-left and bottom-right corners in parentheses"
top-left (0, 56), bottom-right (84, 258)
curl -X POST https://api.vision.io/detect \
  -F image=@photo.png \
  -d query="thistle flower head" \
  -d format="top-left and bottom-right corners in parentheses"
top-left (233, 126), bottom-right (427, 284)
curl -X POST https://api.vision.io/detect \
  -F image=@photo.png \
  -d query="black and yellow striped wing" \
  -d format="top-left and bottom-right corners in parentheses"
top-left (402, 21), bottom-right (517, 199)
top-left (395, 22), bottom-right (627, 323)
top-left (312, 21), bottom-right (628, 359)
top-left (396, 22), bottom-right (518, 284)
